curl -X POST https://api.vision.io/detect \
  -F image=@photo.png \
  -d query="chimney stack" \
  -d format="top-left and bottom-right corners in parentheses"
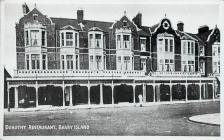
top-left (22, 3), bottom-right (30, 15)
top-left (177, 21), bottom-right (184, 32)
top-left (132, 12), bottom-right (142, 28)
top-left (198, 25), bottom-right (209, 34)
top-left (77, 9), bottom-right (84, 24)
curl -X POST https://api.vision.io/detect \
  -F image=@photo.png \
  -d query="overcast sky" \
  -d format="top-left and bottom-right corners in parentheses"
top-left (2, 0), bottom-right (220, 75)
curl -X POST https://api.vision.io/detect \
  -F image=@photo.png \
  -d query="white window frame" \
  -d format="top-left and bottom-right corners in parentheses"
top-left (60, 30), bottom-right (79, 48)
top-left (140, 37), bottom-right (147, 52)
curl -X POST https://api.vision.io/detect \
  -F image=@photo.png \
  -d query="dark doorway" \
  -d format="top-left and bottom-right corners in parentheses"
top-left (38, 86), bottom-right (63, 106)
top-left (72, 85), bottom-right (88, 105)
top-left (114, 84), bottom-right (133, 104)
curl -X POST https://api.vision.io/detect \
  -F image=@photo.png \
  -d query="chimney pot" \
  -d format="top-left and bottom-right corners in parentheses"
top-left (177, 21), bottom-right (184, 32)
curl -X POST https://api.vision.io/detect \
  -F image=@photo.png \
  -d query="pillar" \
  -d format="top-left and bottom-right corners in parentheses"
top-left (35, 81), bottom-right (38, 107)
top-left (133, 84), bottom-right (136, 104)
top-left (62, 81), bottom-right (65, 106)
top-left (170, 83), bottom-right (172, 102)
top-left (88, 82), bottom-right (90, 105)
top-left (100, 83), bottom-right (103, 105)
top-left (7, 82), bottom-right (10, 108)
top-left (157, 85), bottom-right (160, 102)
top-left (199, 82), bottom-right (202, 101)
top-left (69, 86), bottom-right (73, 106)
top-left (14, 87), bottom-right (18, 108)
top-left (153, 84), bottom-right (155, 102)
top-left (143, 84), bottom-right (146, 103)
top-left (185, 83), bottom-right (188, 102)
top-left (111, 82), bottom-right (114, 105)
top-left (212, 80), bottom-right (215, 101)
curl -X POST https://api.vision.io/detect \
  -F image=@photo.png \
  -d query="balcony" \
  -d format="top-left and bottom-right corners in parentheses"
top-left (208, 73), bottom-right (220, 77)
top-left (13, 69), bottom-right (146, 79)
top-left (149, 71), bottom-right (201, 77)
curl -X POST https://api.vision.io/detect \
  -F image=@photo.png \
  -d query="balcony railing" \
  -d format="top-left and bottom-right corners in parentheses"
top-left (149, 71), bottom-right (201, 77)
top-left (13, 69), bottom-right (146, 78)
top-left (208, 73), bottom-right (220, 77)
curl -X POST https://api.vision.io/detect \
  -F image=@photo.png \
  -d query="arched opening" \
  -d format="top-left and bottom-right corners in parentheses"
top-left (72, 85), bottom-right (88, 105)
top-left (146, 85), bottom-right (153, 102)
top-left (135, 85), bottom-right (143, 103)
top-left (9, 87), bottom-right (15, 108)
top-left (187, 84), bottom-right (200, 100)
top-left (103, 85), bottom-right (112, 104)
top-left (172, 84), bottom-right (186, 101)
top-left (114, 84), bottom-right (133, 104)
top-left (160, 84), bottom-right (170, 101)
top-left (90, 85), bottom-right (100, 104)
top-left (38, 86), bottom-right (63, 106)
top-left (18, 86), bottom-right (36, 108)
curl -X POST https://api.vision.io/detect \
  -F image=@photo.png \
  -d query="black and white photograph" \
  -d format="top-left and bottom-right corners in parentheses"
top-left (0, 0), bottom-right (223, 138)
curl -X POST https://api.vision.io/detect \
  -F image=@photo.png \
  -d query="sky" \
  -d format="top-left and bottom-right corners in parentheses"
top-left (1, 0), bottom-right (220, 75)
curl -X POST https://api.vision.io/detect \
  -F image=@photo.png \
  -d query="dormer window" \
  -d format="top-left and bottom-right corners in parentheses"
top-left (33, 14), bottom-right (38, 21)
top-left (123, 20), bottom-right (127, 27)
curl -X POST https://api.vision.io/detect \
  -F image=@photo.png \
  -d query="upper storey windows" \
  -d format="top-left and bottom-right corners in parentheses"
top-left (157, 33), bottom-right (174, 53)
top-left (212, 42), bottom-right (220, 56)
top-left (60, 29), bottom-right (79, 48)
top-left (116, 28), bottom-right (131, 49)
top-left (24, 23), bottom-right (47, 47)
top-left (182, 40), bottom-right (195, 55)
top-left (140, 37), bottom-right (146, 52)
top-left (88, 27), bottom-right (103, 49)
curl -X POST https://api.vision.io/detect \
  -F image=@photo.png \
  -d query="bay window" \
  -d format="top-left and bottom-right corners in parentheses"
top-left (25, 31), bottom-right (29, 46)
top-left (124, 56), bottom-right (130, 70)
top-left (117, 35), bottom-right (121, 48)
top-left (188, 61), bottom-right (194, 72)
top-left (26, 55), bottom-right (29, 70)
top-left (165, 39), bottom-right (168, 52)
top-left (95, 34), bottom-right (101, 47)
top-left (96, 55), bottom-right (102, 70)
top-left (66, 55), bottom-right (73, 69)
top-left (61, 55), bottom-right (65, 69)
top-left (123, 35), bottom-right (130, 48)
top-left (66, 32), bottom-right (73, 46)
top-left (31, 54), bottom-right (40, 69)
top-left (140, 37), bottom-right (146, 52)
top-left (31, 30), bottom-right (40, 46)
top-left (60, 30), bottom-right (79, 47)
top-left (42, 54), bottom-right (46, 70)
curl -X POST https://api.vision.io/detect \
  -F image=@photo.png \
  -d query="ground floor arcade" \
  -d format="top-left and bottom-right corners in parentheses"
top-left (6, 78), bottom-right (219, 108)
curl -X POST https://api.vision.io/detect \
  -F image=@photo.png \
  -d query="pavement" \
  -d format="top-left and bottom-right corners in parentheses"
top-left (189, 113), bottom-right (220, 126)
top-left (4, 99), bottom-right (219, 113)
top-left (4, 101), bottom-right (220, 136)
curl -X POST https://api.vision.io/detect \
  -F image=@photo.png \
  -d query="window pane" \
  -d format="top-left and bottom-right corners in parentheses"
top-left (42, 31), bottom-right (45, 46)
top-left (95, 34), bottom-right (101, 39)
top-left (165, 39), bottom-right (168, 51)
top-left (124, 35), bottom-right (129, 41)
top-left (31, 30), bottom-right (39, 46)
top-left (66, 32), bottom-right (73, 39)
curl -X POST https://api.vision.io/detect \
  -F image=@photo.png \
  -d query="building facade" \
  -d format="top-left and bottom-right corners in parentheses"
top-left (6, 4), bottom-right (220, 108)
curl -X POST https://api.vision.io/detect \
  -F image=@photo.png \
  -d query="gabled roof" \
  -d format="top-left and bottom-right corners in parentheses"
top-left (51, 17), bottom-right (113, 32)
top-left (149, 23), bottom-right (160, 33)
